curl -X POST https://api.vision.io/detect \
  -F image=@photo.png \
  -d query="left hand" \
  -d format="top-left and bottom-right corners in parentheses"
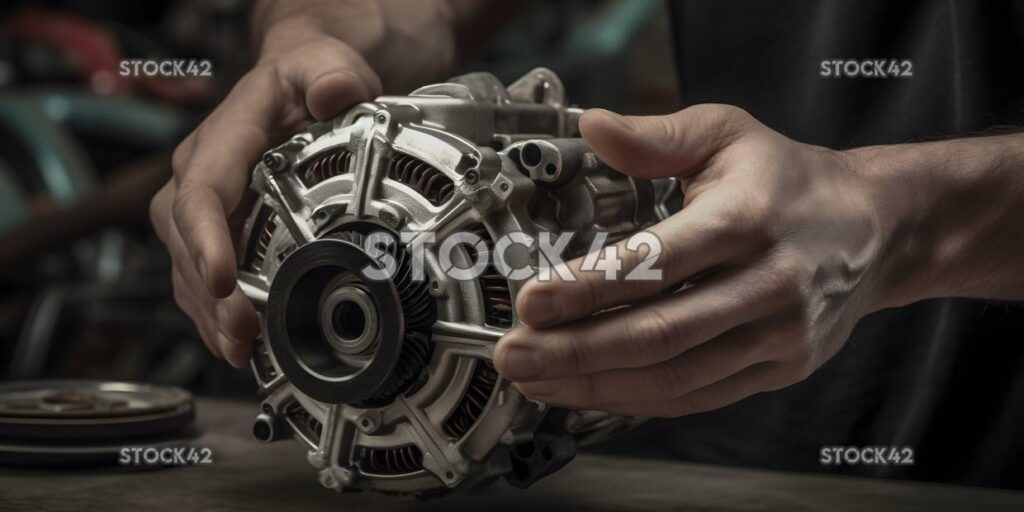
top-left (494, 104), bottom-right (895, 417)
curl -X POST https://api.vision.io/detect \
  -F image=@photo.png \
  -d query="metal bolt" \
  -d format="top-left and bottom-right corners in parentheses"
top-left (262, 152), bottom-right (288, 173)
top-left (499, 182), bottom-right (510, 192)
top-left (356, 413), bottom-right (379, 434)
top-left (428, 279), bottom-right (445, 298)
top-left (464, 170), bottom-right (479, 185)
top-left (378, 211), bottom-right (403, 229)
top-left (374, 111), bottom-right (388, 124)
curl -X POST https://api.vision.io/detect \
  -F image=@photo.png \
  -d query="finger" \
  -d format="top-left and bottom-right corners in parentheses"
top-left (306, 70), bottom-right (373, 120)
top-left (171, 70), bottom-right (284, 298)
top-left (278, 41), bottom-right (382, 120)
top-left (171, 130), bottom-right (197, 173)
top-left (215, 286), bottom-right (258, 368)
top-left (579, 104), bottom-right (759, 180)
top-left (587, 362), bottom-right (789, 418)
top-left (497, 263), bottom-right (786, 382)
top-left (516, 184), bottom-right (769, 327)
top-left (172, 268), bottom-right (223, 360)
top-left (175, 263), bottom-right (253, 367)
top-left (172, 44), bottom-right (380, 299)
top-left (514, 321), bottom-right (769, 408)
top-left (149, 182), bottom-right (175, 245)
top-left (164, 189), bottom-right (259, 348)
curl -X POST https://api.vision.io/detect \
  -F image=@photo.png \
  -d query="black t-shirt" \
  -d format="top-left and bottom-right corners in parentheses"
top-left (597, 0), bottom-right (1024, 489)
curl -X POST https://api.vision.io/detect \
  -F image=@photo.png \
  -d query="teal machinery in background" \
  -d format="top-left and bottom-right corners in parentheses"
top-left (0, 91), bottom-right (185, 233)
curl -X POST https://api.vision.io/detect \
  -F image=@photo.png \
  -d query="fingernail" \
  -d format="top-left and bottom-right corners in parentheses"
top-left (517, 380), bottom-right (559, 397)
top-left (519, 289), bottom-right (561, 326)
top-left (498, 347), bottom-right (543, 381)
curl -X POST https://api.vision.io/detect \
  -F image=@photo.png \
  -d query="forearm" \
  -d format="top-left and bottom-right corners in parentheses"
top-left (252, 0), bottom-right (478, 91)
top-left (853, 133), bottom-right (1024, 307)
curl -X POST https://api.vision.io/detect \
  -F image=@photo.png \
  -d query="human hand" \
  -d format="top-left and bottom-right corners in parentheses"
top-left (149, 29), bottom-right (382, 367)
top-left (495, 105), bottom-right (895, 416)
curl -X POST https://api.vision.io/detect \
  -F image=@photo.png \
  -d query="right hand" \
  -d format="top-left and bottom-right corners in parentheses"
top-left (149, 33), bottom-right (382, 367)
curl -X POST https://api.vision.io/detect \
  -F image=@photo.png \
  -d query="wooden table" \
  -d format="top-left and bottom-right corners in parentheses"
top-left (2, 398), bottom-right (1021, 511)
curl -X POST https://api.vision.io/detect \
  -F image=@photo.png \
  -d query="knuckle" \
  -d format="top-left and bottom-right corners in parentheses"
top-left (171, 137), bottom-right (193, 172)
top-left (691, 104), bottom-right (758, 142)
top-left (170, 182), bottom-right (212, 237)
top-left (648, 363), bottom-right (694, 398)
top-left (712, 104), bottom-right (753, 122)
top-left (712, 104), bottom-right (757, 133)
top-left (148, 187), bottom-right (168, 231)
top-left (761, 320), bottom-right (813, 356)
top-left (717, 201), bottom-right (769, 242)
top-left (766, 256), bottom-right (810, 303)
top-left (555, 332), bottom-right (589, 374)
top-left (626, 309), bottom-right (680, 363)
top-left (170, 182), bottom-right (196, 219)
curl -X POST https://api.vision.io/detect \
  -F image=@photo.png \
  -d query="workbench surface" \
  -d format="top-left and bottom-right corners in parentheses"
top-left (1, 398), bottom-right (1021, 511)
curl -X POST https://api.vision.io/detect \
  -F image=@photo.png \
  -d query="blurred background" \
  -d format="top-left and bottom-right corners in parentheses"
top-left (0, 0), bottom-right (679, 398)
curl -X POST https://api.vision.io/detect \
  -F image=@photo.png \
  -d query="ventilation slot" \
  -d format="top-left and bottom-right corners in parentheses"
top-left (252, 337), bottom-right (277, 383)
top-left (358, 445), bottom-right (424, 475)
top-left (248, 208), bottom-right (276, 272)
top-left (387, 153), bottom-right (455, 205)
top-left (302, 148), bottom-right (353, 186)
top-left (466, 224), bottom-right (513, 328)
top-left (444, 361), bottom-right (498, 439)
top-left (284, 400), bottom-right (323, 444)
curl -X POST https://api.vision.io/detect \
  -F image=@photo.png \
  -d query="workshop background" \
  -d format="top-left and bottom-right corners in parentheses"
top-left (1, 0), bottom-right (1022, 495)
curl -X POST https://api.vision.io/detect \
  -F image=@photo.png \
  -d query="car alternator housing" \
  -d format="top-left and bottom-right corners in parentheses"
top-left (237, 68), bottom-right (680, 496)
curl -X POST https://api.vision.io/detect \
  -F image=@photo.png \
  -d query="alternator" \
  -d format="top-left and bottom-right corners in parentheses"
top-left (237, 68), bottom-right (680, 496)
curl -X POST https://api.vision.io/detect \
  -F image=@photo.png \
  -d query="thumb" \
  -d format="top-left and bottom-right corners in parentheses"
top-left (579, 104), bottom-right (758, 179)
top-left (305, 68), bottom-right (380, 121)
top-left (276, 39), bottom-right (384, 121)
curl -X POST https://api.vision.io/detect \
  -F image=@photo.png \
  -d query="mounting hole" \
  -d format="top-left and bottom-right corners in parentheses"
top-left (521, 143), bottom-right (542, 167)
top-left (358, 417), bottom-right (374, 431)
top-left (331, 300), bottom-right (367, 341)
top-left (252, 418), bottom-right (272, 442)
top-left (445, 471), bottom-right (455, 480)
top-left (544, 163), bottom-right (557, 177)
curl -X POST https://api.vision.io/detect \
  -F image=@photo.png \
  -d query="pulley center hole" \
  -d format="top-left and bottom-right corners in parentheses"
top-left (332, 300), bottom-right (368, 341)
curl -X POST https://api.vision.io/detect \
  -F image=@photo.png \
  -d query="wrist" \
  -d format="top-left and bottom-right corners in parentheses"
top-left (846, 134), bottom-right (1024, 308)
top-left (843, 142), bottom-right (951, 310)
